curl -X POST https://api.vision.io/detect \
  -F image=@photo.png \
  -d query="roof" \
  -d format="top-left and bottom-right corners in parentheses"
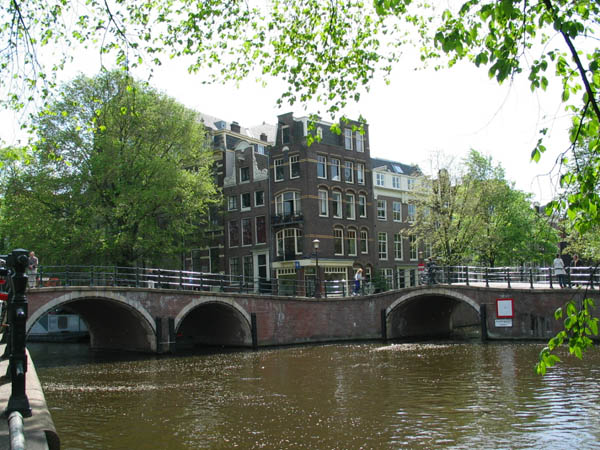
top-left (197, 112), bottom-right (277, 144)
top-left (370, 157), bottom-right (421, 176)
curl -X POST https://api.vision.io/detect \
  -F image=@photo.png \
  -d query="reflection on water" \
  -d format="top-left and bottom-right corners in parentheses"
top-left (29, 342), bottom-right (600, 450)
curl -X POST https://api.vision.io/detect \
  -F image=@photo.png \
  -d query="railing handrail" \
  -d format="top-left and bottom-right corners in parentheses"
top-left (31, 263), bottom-right (599, 297)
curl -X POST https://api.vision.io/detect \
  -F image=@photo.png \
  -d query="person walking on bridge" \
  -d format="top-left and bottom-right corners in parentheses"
top-left (27, 250), bottom-right (38, 288)
top-left (553, 254), bottom-right (567, 288)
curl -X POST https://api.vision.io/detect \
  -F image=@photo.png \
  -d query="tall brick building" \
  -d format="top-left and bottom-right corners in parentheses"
top-left (196, 112), bottom-right (421, 293)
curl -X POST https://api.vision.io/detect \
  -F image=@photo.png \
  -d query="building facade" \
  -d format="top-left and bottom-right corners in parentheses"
top-left (195, 112), bottom-right (421, 294)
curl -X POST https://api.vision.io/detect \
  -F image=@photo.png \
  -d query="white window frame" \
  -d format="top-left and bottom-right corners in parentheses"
top-left (344, 161), bottom-right (354, 183)
top-left (393, 201), bottom-right (402, 222)
top-left (347, 229), bottom-right (357, 256)
top-left (317, 155), bottom-right (327, 179)
top-left (331, 158), bottom-right (341, 181)
top-left (274, 158), bottom-right (284, 182)
top-left (345, 193), bottom-right (355, 220)
top-left (255, 190), bottom-right (265, 207)
top-left (356, 131), bottom-right (364, 152)
top-left (376, 172), bottom-right (385, 187)
top-left (410, 235), bottom-right (418, 261)
top-left (227, 195), bottom-right (238, 211)
top-left (290, 154), bottom-right (300, 179)
top-left (275, 191), bottom-right (301, 216)
top-left (407, 204), bottom-right (416, 222)
top-left (239, 166), bottom-right (250, 183)
top-left (276, 228), bottom-right (303, 256)
top-left (358, 195), bottom-right (367, 218)
top-left (344, 128), bottom-right (353, 150)
top-left (378, 232), bottom-right (388, 260)
top-left (360, 230), bottom-right (369, 254)
top-left (377, 199), bottom-right (387, 220)
top-left (392, 176), bottom-right (401, 189)
top-left (241, 217), bottom-right (252, 246)
top-left (357, 163), bottom-right (365, 185)
top-left (318, 189), bottom-right (329, 217)
top-left (334, 227), bottom-right (344, 255)
top-left (281, 125), bottom-right (290, 144)
top-left (394, 233), bottom-right (403, 260)
top-left (240, 192), bottom-right (252, 211)
top-left (332, 191), bottom-right (342, 218)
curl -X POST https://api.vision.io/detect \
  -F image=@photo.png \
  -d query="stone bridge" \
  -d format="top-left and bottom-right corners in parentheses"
top-left (26, 285), bottom-right (598, 353)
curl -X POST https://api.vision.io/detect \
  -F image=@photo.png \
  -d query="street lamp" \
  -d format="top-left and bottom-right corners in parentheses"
top-left (313, 239), bottom-right (320, 298)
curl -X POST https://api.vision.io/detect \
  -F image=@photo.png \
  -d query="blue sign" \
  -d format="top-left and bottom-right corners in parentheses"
top-left (295, 261), bottom-right (301, 269)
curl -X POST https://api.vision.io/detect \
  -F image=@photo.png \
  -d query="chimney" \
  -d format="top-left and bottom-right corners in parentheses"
top-left (260, 133), bottom-right (268, 142)
top-left (231, 121), bottom-right (241, 133)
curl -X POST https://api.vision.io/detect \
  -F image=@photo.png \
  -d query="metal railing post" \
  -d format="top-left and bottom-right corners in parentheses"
top-left (549, 268), bottom-right (553, 288)
top-left (465, 266), bottom-right (469, 286)
top-left (485, 268), bottom-right (489, 288)
top-left (506, 268), bottom-right (511, 289)
top-left (5, 249), bottom-right (32, 418)
top-left (135, 267), bottom-right (139, 288)
top-left (179, 270), bottom-right (183, 290)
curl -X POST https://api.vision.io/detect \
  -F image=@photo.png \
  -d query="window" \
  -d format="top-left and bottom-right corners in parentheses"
top-left (276, 228), bottom-right (303, 257)
top-left (256, 216), bottom-right (266, 244)
top-left (356, 131), bottom-right (364, 152)
top-left (241, 192), bottom-right (251, 210)
top-left (229, 221), bottom-right (239, 247)
top-left (345, 193), bottom-right (355, 220)
top-left (334, 228), bottom-right (344, 255)
top-left (331, 158), bottom-right (341, 181)
top-left (347, 229), bottom-right (357, 256)
top-left (256, 144), bottom-right (265, 155)
top-left (377, 199), bottom-right (387, 220)
top-left (344, 128), bottom-right (353, 150)
top-left (281, 125), bottom-right (290, 144)
top-left (230, 257), bottom-right (240, 276)
top-left (382, 268), bottom-right (394, 289)
top-left (424, 241), bottom-right (432, 259)
top-left (332, 191), bottom-right (342, 218)
top-left (360, 230), bottom-right (369, 254)
top-left (255, 190), bottom-right (265, 207)
top-left (243, 255), bottom-right (253, 281)
top-left (392, 176), bottom-right (400, 189)
top-left (240, 166), bottom-right (250, 183)
top-left (242, 218), bottom-right (252, 246)
top-left (344, 161), bottom-right (354, 183)
top-left (274, 158), bottom-right (284, 181)
top-left (376, 173), bottom-right (385, 187)
top-left (317, 127), bottom-right (323, 140)
top-left (410, 235), bottom-right (418, 260)
top-left (357, 163), bottom-right (365, 185)
top-left (318, 190), bottom-right (329, 216)
top-left (227, 195), bottom-right (238, 211)
top-left (407, 178), bottom-right (415, 190)
top-left (358, 195), bottom-right (367, 218)
top-left (407, 204), bottom-right (416, 222)
top-left (393, 201), bottom-right (402, 222)
top-left (317, 155), bottom-right (327, 179)
top-left (394, 233), bottom-right (403, 260)
top-left (378, 232), bottom-right (388, 260)
top-left (290, 154), bottom-right (300, 178)
top-left (275, 191), bottom-right (301, 217)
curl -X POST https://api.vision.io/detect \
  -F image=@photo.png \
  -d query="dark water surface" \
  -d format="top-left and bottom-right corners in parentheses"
top-left (28, 342), bottom-right (600, 450)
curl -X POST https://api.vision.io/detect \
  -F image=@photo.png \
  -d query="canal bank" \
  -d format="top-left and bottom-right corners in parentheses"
top-left (0, 344), bottom-right (59, 450)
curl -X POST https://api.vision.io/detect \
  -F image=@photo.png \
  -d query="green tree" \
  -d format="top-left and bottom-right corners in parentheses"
top-left (410, 150), bottom-right (558, 267)
top-left (0, 70), bottom-right (219, 267)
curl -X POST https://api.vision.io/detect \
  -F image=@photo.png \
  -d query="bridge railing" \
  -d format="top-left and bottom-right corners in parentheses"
top-left (33, 264), bottom-right (599, 296)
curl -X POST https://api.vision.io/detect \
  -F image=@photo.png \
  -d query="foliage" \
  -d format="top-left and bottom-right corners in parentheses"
top-left (410, 150), bottom-right (557, 266)
top-left (536, 297), bottom-right (599, 375)
top-left (0, 70), bottom-right (219, 267)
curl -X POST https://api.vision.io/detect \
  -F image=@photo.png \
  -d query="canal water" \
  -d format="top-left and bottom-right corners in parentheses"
top-left (29, 341), bottom-right (600, 450)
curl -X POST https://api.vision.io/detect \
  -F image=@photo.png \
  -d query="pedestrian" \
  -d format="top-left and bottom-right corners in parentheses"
top-left (353, 268), bottom-right (363, 296)
top-left (28, 251), bottom-right (39, 288)
top-left (426, 257), bottom-right (437, 285)
top-left (553, 253), bottom-right (566, 288)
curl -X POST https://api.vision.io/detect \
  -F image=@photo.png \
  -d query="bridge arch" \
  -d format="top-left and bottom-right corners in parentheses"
top-left (27, 290), bottom-right (157, 352)
top-left (385, 287), bottom-right (481, 340)
top-left (174, 297), bottom-right (253, 348)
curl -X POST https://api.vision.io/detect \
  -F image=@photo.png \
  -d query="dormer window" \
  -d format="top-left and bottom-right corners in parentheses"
top-left (281, 125), bottom-right (290, 144)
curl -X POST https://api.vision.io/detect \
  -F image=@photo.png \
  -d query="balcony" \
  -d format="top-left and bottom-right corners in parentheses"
top-left (271, 212), bottom-right (304, 227)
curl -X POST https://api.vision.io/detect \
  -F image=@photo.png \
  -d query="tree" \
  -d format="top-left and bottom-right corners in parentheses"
top-left (0, 70), bottom-right (219, 267)
top-left (409, 150), bottom-right (558, 267)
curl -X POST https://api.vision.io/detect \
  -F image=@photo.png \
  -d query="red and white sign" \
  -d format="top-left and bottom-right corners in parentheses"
top-left (496, 298), bottom-right (514, 319)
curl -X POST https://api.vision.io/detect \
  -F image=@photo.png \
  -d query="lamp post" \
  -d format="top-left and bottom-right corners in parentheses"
top-left (313, 239), bottom-right (320, 298)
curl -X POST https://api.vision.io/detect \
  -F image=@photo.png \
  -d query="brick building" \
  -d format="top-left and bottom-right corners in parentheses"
top-left (194, 112), bottom-right (421, 293)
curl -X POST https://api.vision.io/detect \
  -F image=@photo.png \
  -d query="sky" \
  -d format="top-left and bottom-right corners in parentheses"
top-left (1, 46), bottom-right (572, 205)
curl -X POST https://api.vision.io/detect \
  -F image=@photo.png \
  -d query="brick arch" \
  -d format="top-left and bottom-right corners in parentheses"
top-left (174, 297), bottom-right (252, 332)
top-left (386, 287), bottom-right (480, 316)
top-left (27, 290), bottom-right (156, 334)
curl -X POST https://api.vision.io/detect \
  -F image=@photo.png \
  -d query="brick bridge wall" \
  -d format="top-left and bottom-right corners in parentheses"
top-left (26, 285), bottom-right (599, 353)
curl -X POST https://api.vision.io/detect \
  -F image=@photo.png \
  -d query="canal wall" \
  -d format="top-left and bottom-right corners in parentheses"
top-left (0, 345), bottom-right (60, 449)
